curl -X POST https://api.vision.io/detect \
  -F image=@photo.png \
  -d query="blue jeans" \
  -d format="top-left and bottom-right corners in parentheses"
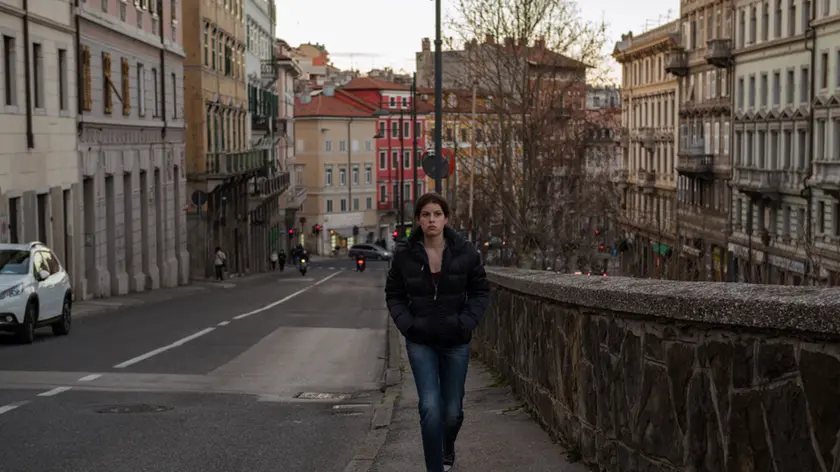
top-left (406, 340), bottom-right (471, 472)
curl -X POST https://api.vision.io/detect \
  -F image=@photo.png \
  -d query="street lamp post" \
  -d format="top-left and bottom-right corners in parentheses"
top-left (434, 0), bottom-right (443, 194)
top-left (412, 73), bottom-right (418, 204)
top-left (399, 108), bottom-right (405, 232)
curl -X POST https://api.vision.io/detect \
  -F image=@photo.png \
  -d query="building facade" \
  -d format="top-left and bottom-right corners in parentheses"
top-left (341, 77), bottom-right (428, 242)
top-left (613, 22), bottom-right (681, 278)
top-left (275, 41), bottom-right (305, 249)
top-left (729, 0), bottom-right (840, 284)
top-left (0, 0), bottom-right (79, 289)
top-left (666, 0), bottom-right (733, 282)
top-left (294, 91), bottom-right (379, 254)
top-left (76, 0), bottom-right (188, 299)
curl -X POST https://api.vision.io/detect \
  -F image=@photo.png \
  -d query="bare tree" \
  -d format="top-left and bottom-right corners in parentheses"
top-left (440, 0), bottom-right (616, 268)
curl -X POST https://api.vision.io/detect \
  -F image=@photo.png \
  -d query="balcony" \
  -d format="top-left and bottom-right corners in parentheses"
top-left (204, 150), bottom-right (267, 178)
top-left (706, 39), bottom-right (732, 68)
top-left (664, 49), bottom-right (689, 77)
top-left (252, 115), bottom-right (271, 133)
top-left (636, 169), bottom-right (655, 192)
top-left (287, 184), bottom-right (307, 209)
top-left (677, 140), bottom-right (714, 179)
top-left (812, 161), bottom-right (840, 198)
top-left (733, 167), bottom-right (782, 201)
top-left (249, 172), bottom-right (290, 200)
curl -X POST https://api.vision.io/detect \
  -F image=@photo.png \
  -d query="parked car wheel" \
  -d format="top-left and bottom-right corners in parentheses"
top-left (52, 295), bottom-right (71, 336)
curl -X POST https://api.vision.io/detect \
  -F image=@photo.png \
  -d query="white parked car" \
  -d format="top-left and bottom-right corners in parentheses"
top-left (0, 242), bottom-right (72, 344)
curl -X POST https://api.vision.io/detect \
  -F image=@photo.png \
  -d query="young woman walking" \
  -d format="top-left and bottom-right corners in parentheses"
top-left (385, 193), bottom-right (490, 472)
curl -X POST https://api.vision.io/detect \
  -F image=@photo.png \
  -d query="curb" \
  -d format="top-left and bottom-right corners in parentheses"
top-left (342, 313), bottom-right (402, 472)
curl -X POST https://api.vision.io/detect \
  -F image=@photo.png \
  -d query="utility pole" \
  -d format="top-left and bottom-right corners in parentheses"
top-left (468, 82), bottom-right (476, 243)
top-left (412, 73), bottom-right (418, 204)
top-left (434, 0), bottom-right (443, 194)
top-left (399, 109), bottom-right (405, 232)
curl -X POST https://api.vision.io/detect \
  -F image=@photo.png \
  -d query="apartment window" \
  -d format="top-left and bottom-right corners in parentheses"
top-left (401, 97), bottom-right (407, 107)
top-left (416, 149), bottom-right (423, 167)
top-left (749, 76), bottom-right (756, 107)
top-left (762, 3), bottom-right (769, 41)
top-left (120, 58), bottom-right (131, 115)
top-left (325, 166), bottom-right (333, 186)
top-left (379, 184), bottom-right (387, 201)
top-left (340, 199), bottom-right (347, 212)
top-left (786, 69), bottom-right (795, 103)
top-left (210, 28), bottom-right (216, 69)
top-left (749, 7), bottom-right (757, 43)
top-left (817, 119), bottom-right (826, 159)
top-left (774, 0), bottom-right (782, 37)
top-left (103, 52), bottom-right (112, 114)
top-left (171, 73), bottom-right (178, 118)
top-left (835, 120), bottom-right (840, 160)
top-left (58, 48), bottom-right (67, 111)
top-left (391, 150), bottom-right (399, 170)
top-left (326, 200), bottom-right (333, 212)
top-left (403, 121), bottom-right (410, 138)
top-left (772, 71), bottom-right (781, 105)
top-left (389, 96), bottom-right (396, 107)
top-left (391, 121), bottom-right (398, 138)
top-left (783, 130), bottom-right (792, 168)
top-left (802, 0), bottom-right (811, 33)
top-left (325, 140), bottom-right (332, 152)
top-left (821, 52), bottom-right (829, 89)
top-left (364, 165), bottom-right (372, 184)
top-left (3, 35), bottom-right (16, 106)
top-left (339, 140), bottom-right (346, 152)
top-left (353, 198), bottom-right (359, 211)
top-left (352, 165), bottom-right (359, 185)
top-left (737, 77), bottom-right (744, 108)
top-left (379, 121), bottom-right (385, 137)
top-left (365, 140), bottom-right (372, 151)
top-left (151, 68), bottom-right (161, 116)
top-left (789, 0), bottom-right (796, 36)
top-left (824, 0), bottom-right (831, 16)
top-left (379, 151), bottom-right (386, 169)
top-left (403, 151), bottom-right (411, 169)
top-left (760, 73), bottom-right (768, 107)
top-left (366, 197), bottom-right (372, 209)
top-left (801, 67), bottom-right (810, 103)
top-left (32, 43), bottom-right (43, 108)
top-left (738, 10), bottom-right (746, 46)
top-left (819, 202), bottom-right (826, 233)
top-left (339, 167), bottom-right (346, 186)
top-left (415, 121), bottom-right (421, 136)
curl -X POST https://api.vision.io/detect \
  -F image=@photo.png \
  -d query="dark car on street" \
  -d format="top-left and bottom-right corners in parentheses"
top-left (348, 244), bottom-right (392, 261)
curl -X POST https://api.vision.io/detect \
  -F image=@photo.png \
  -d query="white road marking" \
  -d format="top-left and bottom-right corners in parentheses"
top-left (217, 321), bottom-right (230, 326)
top-left (38, 386), bottom-right (73, 397)
top-left (0, 401), bottom-right (29, 415)
top-left (232, 271), bottom-right (343, 320)
top-left (111, 271), bottom-right (342, 369)
top-left (77, 373), bottom-right (103, 382)
top-left (113, 327), bottom-right (216, 369)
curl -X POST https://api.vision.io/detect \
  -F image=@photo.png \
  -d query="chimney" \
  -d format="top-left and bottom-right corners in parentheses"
top-left (484, 34), bottom-right (495, 44)
top-left (422, 37), bottom-right (431, 52)
top-left (504, 36), bottom-right (514, 48)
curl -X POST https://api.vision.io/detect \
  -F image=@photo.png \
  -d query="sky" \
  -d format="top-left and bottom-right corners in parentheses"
top-left (276, 0), bottom-right (679, 82)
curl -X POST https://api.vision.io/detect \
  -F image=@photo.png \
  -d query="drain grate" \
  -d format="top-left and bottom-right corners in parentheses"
top-left (295, 392), bottom-right (351, 400)
top-left (96, 404), bottom-right (173, 414)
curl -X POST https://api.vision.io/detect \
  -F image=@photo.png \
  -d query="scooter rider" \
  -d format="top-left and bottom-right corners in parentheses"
top-left (278, 249), bottom-right (287, 270)
top-left (356, 252), bottom-right (367, 271)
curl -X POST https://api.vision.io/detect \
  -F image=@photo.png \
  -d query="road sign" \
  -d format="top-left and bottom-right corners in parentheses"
top-left (610, 247), bottom-right (619, 257)
top-left (422, 152), bottom-right (450, 180)
top-left (260, 60), bottom-right (276, 80)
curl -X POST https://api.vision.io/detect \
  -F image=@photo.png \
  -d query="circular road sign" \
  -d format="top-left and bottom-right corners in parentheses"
top-left (422, 153), bottom-right (450, 180)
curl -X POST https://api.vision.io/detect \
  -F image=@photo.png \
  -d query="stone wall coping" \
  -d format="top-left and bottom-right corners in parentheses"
top-left (487, 268), bottom-right (840, 338)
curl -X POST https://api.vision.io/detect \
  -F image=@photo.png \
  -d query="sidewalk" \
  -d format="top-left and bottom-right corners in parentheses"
top-left (369, 338), bottom-right (588, 472)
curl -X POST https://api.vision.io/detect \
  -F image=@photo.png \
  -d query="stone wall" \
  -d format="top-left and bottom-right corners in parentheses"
top-left (472, 268), bottom-right (840, 472)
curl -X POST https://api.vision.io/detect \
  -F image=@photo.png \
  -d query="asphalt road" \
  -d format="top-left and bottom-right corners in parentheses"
top-left (0, 258), bottom-right (392, 472)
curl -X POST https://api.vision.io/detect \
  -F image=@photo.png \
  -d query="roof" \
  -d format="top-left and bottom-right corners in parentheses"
top-left (342, 77), bottom-right (410, 91)
top-left (295, 95), bottom-right (373, 118)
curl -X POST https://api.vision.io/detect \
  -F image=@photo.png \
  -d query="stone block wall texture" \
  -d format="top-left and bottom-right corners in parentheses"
top-left (472, 268), bottom-right (840, 472)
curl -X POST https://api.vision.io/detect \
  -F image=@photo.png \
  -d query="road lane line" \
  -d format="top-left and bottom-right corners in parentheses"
top-left (0, 401), bottom-right (29, 415)
top-left (232, 270), bottom-right (343, 320)
top-left (217, 321), bottom-right (230, 326)
top-left (77, 373), bottom-right (103, 382)
top-left (113, 327), bottom-right (216, 369)
top-left (38, 387), bottom-right (72, 397)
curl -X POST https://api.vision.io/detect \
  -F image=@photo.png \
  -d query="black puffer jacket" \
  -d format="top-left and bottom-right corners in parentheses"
top-left (385, 227), bottom-right (490, 346)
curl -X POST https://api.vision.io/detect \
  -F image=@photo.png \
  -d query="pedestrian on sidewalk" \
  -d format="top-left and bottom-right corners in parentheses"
top-left (385, 192), bottom-right (490, 472)
top-left (214, 246), bottom-right (226, 280)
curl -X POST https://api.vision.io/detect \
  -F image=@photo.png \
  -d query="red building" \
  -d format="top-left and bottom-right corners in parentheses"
top-left (338, 78), bottom-right (431, 241)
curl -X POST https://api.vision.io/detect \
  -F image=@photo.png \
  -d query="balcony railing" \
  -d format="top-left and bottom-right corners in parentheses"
top-left (664, 49), bottom-right (688, 77)
top-left (812, 161), bottom-right (840, 196)
top-left (733, 167), bottom-right (782, 200)
top-left (204, 150), bottom-right (267, 176)
top-left (677, 153), bottom-right (714, 179)
top-left (250, 172), bottom-right (291, 199)
top-left (706, 38), bottom-right (732, 68)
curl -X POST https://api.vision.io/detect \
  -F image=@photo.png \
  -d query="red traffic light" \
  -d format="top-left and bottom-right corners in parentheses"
top-left (392, 231), bottom-right (398, 237)
top-left (288, 229), bottom-right (294, 234)
top-left (599, 245), bottom-right (605, 250)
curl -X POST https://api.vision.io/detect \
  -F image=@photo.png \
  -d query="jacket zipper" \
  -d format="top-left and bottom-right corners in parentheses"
top-left (422, 264), bottom-right (439, 301)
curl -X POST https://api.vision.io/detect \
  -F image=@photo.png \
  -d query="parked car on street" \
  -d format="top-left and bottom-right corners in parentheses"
top-left (348, 243), bottom-right (392, 261)
top-left (0, 242), bottom-right (73, 344)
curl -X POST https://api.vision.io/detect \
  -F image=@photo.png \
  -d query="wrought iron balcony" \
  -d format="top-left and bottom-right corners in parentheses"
top-left (204, 150), bottom-right (267, 177)
top-left (811, 161), bottom-right (840, 198)
top-left (665, 49), bottom-right (689, 77)
top-left (250, 172), bottom-right (291, 199)
top-left (733, 167), bottom-right (782, 201)
top-left (706, 39), bottom-right (732, 68)
top-left (677, 139), bottom-right (714, 179)
top-left (636, 169), bottom-right (655, 191)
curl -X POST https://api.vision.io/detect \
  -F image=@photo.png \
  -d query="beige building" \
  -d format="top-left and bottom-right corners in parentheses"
top-left (295, 89), bottom-right (379, 254)
top-left (667, 0), bottom-right (734, 282)
top-left (613, 21), bottom-right (681, 278)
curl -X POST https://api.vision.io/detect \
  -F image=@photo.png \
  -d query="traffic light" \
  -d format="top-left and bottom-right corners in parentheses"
top-left (312, 224), bottom-right (322, 235)
top-left (392, 230), bottom-right (398, 240)
top-left (288, 228), bottom-right (294, 239)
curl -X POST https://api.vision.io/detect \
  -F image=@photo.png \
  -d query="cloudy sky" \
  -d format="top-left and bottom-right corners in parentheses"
top-left (276, 0), bottom-right (679, 82)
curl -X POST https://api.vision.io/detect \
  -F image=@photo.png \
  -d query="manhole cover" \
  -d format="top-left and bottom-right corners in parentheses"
top-left (96, 404), bottom-right (173, 414)
top-left (295, 392), bottom-right (351, 400)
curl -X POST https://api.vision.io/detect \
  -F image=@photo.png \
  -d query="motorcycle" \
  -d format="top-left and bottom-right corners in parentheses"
top-left (299, 257), bottom-right (308, 276)
top-left (356, 258), bottom-right (366, 272)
